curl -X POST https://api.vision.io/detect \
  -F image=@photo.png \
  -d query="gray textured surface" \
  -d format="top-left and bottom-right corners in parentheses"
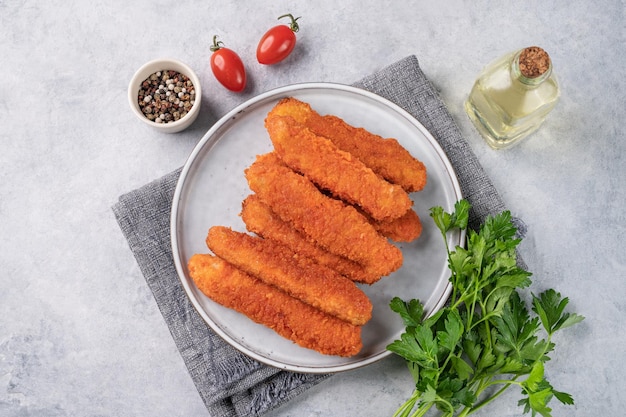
top-left (1, 1), bottom-right (624, 416)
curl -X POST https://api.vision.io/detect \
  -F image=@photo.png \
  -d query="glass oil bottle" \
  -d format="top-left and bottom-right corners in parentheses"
top-left (465, 46), bottom-right (560, 149)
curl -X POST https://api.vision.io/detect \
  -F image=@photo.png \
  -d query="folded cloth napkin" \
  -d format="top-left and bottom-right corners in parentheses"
top-left (112, 54), bottom-right (521, 417)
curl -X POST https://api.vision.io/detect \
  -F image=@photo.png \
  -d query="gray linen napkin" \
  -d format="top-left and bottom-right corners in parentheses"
top-left (112, 54), bottom-right (520, 417)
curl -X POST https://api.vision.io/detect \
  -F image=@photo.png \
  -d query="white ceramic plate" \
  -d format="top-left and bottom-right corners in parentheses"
top-left (171, 83), bottom-right (464, 373)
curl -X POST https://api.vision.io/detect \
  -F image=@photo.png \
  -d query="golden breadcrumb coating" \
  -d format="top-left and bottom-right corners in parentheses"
top-left (266, 114), bottom-right (412, 222)
top-left (188, 254), bottom-right (363, 357)
top-left (206, 226), bottom-right (372, 325)
top-left (267, 97), bottom-right (427, 192)
top-left (241, 194), bottom-right (382, 284)
top-left (245, 153), bottom-right (403, 278)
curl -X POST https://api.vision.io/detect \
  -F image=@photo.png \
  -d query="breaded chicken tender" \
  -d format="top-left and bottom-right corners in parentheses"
top-left (245, 153), bottom-right (403, 278)
top-left (266, 114), bottom-right (412, 222)
top-left (267, 97), bottom-right (427, 192)
top-left (188, 254), bottom-right (363, 357)
top-left (206, 226), bottom-right (373, 325)
top-left (241, 194), bottom-right (382, 284)
top-left (357, 206), bottom-right (423, 243)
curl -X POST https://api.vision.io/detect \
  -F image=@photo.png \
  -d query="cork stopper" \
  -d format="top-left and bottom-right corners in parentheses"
top-left (518, 46), bottom-right (551, 78)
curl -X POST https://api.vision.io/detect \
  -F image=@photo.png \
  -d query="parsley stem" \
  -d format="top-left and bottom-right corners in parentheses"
top-left (485, 378), bottom-right (522, 387)
top-left (478, 300), bottom-right (493, 349)
top-left (457, 407), bottom-right (472, 417)
top-left (434, 395), bottom-right (456, 415)
top-left (466, 283), bottom-right (480, 331)
top-left (468, 377), bottom-right (520, 414)
top-left (410, 402), bottom-right (433, 417)
top-left (441, 229), bottom-right (459, 305)
top-left (392, 391), bottom-right (419, 417)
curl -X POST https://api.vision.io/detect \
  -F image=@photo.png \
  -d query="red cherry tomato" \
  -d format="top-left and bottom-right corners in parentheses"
top-left (210, 36), bottom-right (246, 92)
top-left (256, 14), bottom-right (301, 65)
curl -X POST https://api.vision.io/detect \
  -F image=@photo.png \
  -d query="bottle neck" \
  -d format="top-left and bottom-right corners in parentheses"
top-left (511, 51), bottom-right (552, 86)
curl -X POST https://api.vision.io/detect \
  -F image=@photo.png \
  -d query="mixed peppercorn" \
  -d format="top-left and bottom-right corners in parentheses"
top-left (137, 70), bottom-right (196, 124)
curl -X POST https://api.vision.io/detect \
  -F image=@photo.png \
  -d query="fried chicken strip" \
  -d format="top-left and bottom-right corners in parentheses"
top-left (360, 206), bottom-right (423, 243)
top-left (245, 153), bottom-right (403, 277)
top-left (241, 194), bottom-right (382, 284)
top-left (207, 226), bottom-right (372, 325)
top-left (267, 97), bottom-right (427, 192)
top-left (266, 114), bottom-right (412, 222)
top-left (188, 254), bottom-right (362, 357)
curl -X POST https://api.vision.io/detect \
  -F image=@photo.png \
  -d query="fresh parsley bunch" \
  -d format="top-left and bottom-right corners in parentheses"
top-left (388, 200), bottom-right (584, 417)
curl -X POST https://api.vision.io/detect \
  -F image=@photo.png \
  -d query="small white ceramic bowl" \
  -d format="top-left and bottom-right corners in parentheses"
top-left (128, 58), bottom-right (202, 133)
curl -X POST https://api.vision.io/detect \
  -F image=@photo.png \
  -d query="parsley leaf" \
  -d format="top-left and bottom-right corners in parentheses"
top-left (388, 200), bottom-right (584, 417)
top-left (430, 200), bottom-right (471, 234)
top-left (390, 297), bottom-right (425, 328)
top-left (437, 310), bottom-right (464, 353)
top-left (532, 289), bottom-right (585, 335)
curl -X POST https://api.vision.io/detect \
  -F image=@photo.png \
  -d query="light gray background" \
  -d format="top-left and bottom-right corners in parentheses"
top-left (1, 1), bottom-right (623, 416)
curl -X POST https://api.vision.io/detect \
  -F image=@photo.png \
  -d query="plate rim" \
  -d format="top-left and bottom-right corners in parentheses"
top-left (170, 82), bottom-right (464, 373)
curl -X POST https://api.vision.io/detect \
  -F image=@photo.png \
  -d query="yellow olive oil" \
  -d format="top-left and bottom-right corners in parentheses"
top-left (465, 47), bottom-right (560, 149)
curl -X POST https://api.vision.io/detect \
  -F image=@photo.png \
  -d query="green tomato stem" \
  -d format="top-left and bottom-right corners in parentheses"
top-left (278, 13), bottom-right (301, 32)
top-left (210, 35), bottom-right (224, 52)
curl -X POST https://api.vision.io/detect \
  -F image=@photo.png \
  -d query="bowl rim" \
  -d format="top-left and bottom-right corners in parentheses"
top-left (127, 58), bottom-right (202, 130)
